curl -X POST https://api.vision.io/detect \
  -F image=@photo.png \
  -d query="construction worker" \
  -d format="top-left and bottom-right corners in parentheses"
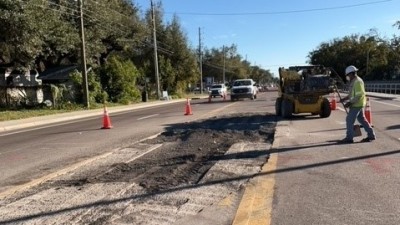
top-left (339, 65), bottom-right (376, 144)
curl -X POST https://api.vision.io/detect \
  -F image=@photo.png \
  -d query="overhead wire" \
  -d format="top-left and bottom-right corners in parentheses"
top-left (164, 0), bottom-right (394, 16)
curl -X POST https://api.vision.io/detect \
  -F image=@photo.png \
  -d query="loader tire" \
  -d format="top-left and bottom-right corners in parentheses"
top-left (275, 98), bottom-right (282, 116)
top-left (319, 98), bottom-right (331, 118)
top-left (281, 99), bottom-right (293, 118)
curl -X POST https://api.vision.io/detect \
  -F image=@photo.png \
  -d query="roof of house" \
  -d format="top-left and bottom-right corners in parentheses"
top-left (38, 65), bottom-right (79, 81)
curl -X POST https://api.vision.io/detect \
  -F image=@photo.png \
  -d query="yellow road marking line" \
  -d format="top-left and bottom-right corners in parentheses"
top-left (232, 121), bottom-right (289, 225)
top-left (232, 153), bottom-right (278, 225)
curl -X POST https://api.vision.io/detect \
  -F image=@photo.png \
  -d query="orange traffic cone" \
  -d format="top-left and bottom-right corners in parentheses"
top-left (101, 105), bottom-right (112, 129)
top-left (330, 93), bottom-right (337, 110)
top-left (365, 97), bottom-right (372, 126)
top-left (184, 98), bottom-right (193, 115)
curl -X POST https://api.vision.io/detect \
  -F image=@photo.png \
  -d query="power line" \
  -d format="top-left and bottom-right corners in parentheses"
top-left (165, 0), bottom-right (393, 16)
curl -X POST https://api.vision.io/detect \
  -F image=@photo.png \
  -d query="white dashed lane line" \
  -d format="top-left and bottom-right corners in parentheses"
top-left (137, 114), bottom-right (159, 120)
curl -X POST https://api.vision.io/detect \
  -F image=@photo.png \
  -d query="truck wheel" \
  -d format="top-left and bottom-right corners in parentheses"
top-left (319, 98), bottom-right (331, 118)
top-left (281, 99), bottom-right (293, 118)
top-left (275, 98), bottom-right (282, 116)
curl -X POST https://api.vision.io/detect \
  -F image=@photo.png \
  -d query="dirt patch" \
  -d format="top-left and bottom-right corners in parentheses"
top-left (43, 112), bottom-right (276, 193)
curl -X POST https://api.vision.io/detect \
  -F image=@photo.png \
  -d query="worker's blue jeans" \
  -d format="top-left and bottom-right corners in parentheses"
top-left (346, 107), bottom-right (375, 140)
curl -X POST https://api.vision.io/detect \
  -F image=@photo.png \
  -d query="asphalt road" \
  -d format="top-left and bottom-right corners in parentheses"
top-left (0, 92), bottom-right (399, 225)
top-left (0, 96), bottom-right (235, 193)
top-left (0, 93), bottom-right (276, 225)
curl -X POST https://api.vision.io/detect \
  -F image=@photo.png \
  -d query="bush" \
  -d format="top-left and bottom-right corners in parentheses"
top-left (100, 55), bottom-right (141, 104)
top-left (70, 70), bottom-right (107, 105)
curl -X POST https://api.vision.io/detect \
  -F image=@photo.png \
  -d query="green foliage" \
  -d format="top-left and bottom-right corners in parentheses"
top-left (0, 0), bottom-right (51, 67)
top-left (70, 69), bottom-right (106, 105)
top-left (308, 26), bottom-right (400, 81)
top-left (100, 55), bottom-right (140, 104)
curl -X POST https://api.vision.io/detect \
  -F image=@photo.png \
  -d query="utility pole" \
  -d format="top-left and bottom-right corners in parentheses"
top-left (151, 0), bottom-right (161, 99)
top-left (78, 0), bottom-right (89, 108)
top-left (198, 27), bottom-right (203, 94)
top-left (222, 45), bottom-right (226, 84)
top-left (366, 48), bottom-right (371, 76)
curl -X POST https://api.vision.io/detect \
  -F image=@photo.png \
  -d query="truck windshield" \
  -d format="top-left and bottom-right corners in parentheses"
top-left (233, 80), bottom-right (251, 86)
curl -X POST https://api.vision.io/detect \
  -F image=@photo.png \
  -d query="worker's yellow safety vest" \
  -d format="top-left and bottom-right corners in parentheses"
top-left (349, 76), bottom-right (366, 108)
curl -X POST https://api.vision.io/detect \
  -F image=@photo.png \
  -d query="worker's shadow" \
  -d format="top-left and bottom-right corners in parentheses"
top-left (387, 124), bottom-right (400, 130)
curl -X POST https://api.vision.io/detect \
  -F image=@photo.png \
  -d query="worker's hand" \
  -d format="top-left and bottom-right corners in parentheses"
top-left (344, 102), bottom-right (352, 108)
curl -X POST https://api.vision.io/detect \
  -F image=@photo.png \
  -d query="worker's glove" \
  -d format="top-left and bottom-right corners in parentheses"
top-left (340, 99), bottom-right (345, 103)
top-left (344, 102), bottom-right (352, 108)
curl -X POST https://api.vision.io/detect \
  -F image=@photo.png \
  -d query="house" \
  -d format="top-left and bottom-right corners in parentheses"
top-left (0, 65), bottom-right (79, 107)
top-left (39, 65), bottom-right (81, 105)
top-left (0, 67), bottom-right (43, 107)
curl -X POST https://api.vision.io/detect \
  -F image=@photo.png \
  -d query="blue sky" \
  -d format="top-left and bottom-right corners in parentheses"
top-left (134, 0), bottom-right (400, 76)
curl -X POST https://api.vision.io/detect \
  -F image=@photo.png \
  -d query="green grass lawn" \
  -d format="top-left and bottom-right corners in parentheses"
top-left (0, 109), bottom-right (75, 121)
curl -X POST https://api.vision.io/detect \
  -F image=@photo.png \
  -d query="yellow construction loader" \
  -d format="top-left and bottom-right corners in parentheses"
top-left (275, 65), bottom-right (336, 118)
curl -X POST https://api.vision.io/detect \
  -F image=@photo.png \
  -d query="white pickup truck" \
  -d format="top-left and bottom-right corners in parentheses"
top-left (230, 78), bottom-right (257, 101)
top-left (209, 83), bottom-right (227, 98)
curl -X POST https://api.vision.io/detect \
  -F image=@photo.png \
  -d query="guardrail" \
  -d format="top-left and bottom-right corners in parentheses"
top-left (365, 82), bottom-right (400, 95)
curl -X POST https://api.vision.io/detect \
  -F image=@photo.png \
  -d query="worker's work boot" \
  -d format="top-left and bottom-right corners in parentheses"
top-left (338, 138), bottom-right (354, 144)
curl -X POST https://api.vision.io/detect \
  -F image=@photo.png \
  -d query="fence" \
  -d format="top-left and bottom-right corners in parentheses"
top-left (365, 82), bottom-right (400, 95)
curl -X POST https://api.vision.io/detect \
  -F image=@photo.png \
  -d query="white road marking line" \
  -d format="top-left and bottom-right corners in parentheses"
top-left (137, 114), bottom-right (159, 120)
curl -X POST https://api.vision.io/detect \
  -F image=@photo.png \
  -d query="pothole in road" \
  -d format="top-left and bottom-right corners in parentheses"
top-left (91, 112), bottom-right (277, 193)
top-left (49, 113), bottom-right (277, 192)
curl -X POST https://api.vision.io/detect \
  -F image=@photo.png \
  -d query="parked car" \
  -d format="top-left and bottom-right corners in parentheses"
top-left (209, 83), bottom-right (227, 98)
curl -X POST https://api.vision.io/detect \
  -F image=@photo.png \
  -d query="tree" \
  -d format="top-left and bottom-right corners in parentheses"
top-left (163, 14), bottom-right (199, 94)
top-left (100, 55), bottom-right (141, 104)
top-left (202, 44), bottom-right (273, 85)
top-left (307, 33), bottom-right (395, 81)
top-left (0, 0), bottom-right (64, 69)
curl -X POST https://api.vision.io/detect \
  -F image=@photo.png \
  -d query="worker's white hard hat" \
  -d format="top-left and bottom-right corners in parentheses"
top-left (345, 65), bottom-right (358, 75)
